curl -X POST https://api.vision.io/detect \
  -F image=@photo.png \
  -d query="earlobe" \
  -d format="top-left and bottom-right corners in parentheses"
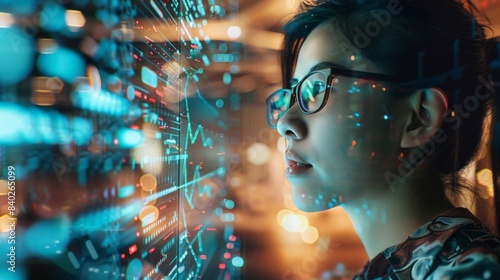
top-left (400, 88), bottom-right (448, 148)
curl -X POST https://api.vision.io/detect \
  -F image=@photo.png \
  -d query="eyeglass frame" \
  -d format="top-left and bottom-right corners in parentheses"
top-left (265, 63), bottom-right (413, 128)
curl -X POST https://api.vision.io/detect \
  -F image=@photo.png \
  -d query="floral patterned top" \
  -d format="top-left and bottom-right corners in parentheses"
top-left (353, 207), bottom-right (500, 279)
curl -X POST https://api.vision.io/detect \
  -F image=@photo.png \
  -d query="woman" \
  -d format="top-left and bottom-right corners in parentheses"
top-left (266, 0), bottom-right (500, 278)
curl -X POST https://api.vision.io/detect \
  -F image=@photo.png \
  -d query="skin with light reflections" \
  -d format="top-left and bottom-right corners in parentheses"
top-left (277, 22), bottom-right (454, 259)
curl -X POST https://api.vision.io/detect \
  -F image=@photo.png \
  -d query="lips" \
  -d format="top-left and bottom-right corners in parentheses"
top-left (285, 152), bottom-right (313, 175)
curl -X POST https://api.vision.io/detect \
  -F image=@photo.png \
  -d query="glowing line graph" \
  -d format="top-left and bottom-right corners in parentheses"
top-left (184, 164), bottom-right (213, 209)
top-left (145, 167), bottom-right (225, 203)
top-left (180, 68), bottom-right (219, 150)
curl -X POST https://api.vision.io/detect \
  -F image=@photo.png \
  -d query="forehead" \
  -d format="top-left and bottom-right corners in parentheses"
top-left (294, 23), bottom-right (386, 80)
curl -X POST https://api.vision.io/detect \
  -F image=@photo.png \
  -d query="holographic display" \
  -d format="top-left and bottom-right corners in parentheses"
top-left (0, 0), bottom-right (241, 279)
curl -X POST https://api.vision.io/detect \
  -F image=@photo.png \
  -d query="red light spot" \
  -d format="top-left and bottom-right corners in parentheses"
top-left (226, 243), bottom-right (234, 249)
top-left (224, 252), bottom-right (231, 259)
top-left (229, 235), bottom-right (236, 242)
top-left (129, 245), bottom-right (138, 255)
top-left (121, 253), bottom-right (125, 259)
top-left (114, 139), bottom-right (118, 145)
top-left (351, 140), bottom-right (357, 146)
top-left (218, 263), bottom-right (226, 269)
top-left (149, 247), bottom-right (155, 253)
top-left (136, 232), bottom-right (140, 237)
top-left (200, 254), bottom-right (207, 260)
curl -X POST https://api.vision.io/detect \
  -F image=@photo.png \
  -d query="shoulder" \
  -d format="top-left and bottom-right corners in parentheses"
top-left (428, 222), bottom-right (500, 279)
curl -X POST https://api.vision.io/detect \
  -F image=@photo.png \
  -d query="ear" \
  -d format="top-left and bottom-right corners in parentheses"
top-left (400, 88), bottom-right (448, 148)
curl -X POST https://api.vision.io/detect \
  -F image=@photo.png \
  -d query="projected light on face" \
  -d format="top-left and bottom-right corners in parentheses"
top-left (270, 24), bottom-right (405, 212)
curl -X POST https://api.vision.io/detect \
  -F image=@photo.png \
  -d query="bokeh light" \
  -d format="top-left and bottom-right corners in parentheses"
top-left (246, 143), bottom-right (271, 165)
top-left (139, 205), bottom-right (160, 226)
top-left (232, 256), bottom-right (244, 267)
top-left (0, 27), bottom-right (35, 85)
top-left (37, 47), bottom-right (85, 83)
top-left (300, 226), bottom-right (319, 244)
top-left (140, 174), bottom-right (158, 191)
top-left (227, 26), bottom-right (242, 39)
top-left (25, 215), bottom-right (71, 258)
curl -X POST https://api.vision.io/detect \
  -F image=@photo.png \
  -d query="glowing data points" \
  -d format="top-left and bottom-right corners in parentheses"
top-left (140, 174), bottom-right (157, 191)
top-left (231, 256), bottom-right (244, 267)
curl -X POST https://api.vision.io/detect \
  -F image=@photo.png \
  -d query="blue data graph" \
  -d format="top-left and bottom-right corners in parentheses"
top-left (0, 0), bottom-right (242, 279)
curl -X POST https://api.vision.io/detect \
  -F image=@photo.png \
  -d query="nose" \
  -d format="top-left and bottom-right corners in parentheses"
top-left (276, 104), bottom-right (307, 140)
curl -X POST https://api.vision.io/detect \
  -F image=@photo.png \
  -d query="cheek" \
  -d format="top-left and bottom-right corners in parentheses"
top-left (313, 91), bottom-right (402, 174)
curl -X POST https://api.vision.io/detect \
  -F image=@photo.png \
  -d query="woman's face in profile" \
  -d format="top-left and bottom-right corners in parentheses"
top-left (277, 23), bottom-right (404, 211)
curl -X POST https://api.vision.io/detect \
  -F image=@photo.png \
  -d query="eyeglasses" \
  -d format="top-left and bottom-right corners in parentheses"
top-left (265, 66), bottom-right (409, 128)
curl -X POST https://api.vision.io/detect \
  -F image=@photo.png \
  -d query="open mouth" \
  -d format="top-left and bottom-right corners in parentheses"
top-left (286, 159), bottom-right (313, 175)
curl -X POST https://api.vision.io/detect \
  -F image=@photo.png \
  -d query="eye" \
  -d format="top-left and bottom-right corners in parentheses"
top-left (299, 73), bottom-right (328, 111)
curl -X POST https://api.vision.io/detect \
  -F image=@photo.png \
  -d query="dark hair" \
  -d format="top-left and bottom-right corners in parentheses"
top-left (281, 0), bottom-right (499, 233)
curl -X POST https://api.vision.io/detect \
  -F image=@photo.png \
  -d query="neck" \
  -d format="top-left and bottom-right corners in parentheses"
top-left (342, 178), bottom-right (455, 260)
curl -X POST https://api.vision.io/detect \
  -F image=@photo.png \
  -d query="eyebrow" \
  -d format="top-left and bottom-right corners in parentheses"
top-left (308, 61), bottom-right (347, 73)
top-left (291, 61), bottom-right (347, 85)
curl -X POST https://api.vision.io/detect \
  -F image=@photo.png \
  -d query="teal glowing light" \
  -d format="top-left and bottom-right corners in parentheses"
top-left (141, 66), bottom-right (158, 88)
top-left (126, 259), bottom-right (143, 280)
top-left (71, 117), bottom-right (93, 145)
top-left (0, 103), bottom-right (26, 144)
top-left (0, 27), bottom-right (35, 85)
top-left (117, 128), bottom-right (144, 148)
top-left (232, 256), bottom-right (244, 267)
top-left (216, 99), bottom-right (224, 108)
top-left (225, 213), bottom-right (235, 222)
top-left (39, 3), bottom-right (66, 32)
top-left (37, 47), bottom-right (85, 83)
top-left (0, 0), bottom-right (36, 15)
top-left (118, 185), bottom-right (135, 198)
top-left (72, 89), bottom-right (141, 117)
top-left (25, 216), bottom-right (71, 258)
top-left (223, 72), bottom-right (232, 85)
top-left (225, 200), bottom-right (235, 209)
